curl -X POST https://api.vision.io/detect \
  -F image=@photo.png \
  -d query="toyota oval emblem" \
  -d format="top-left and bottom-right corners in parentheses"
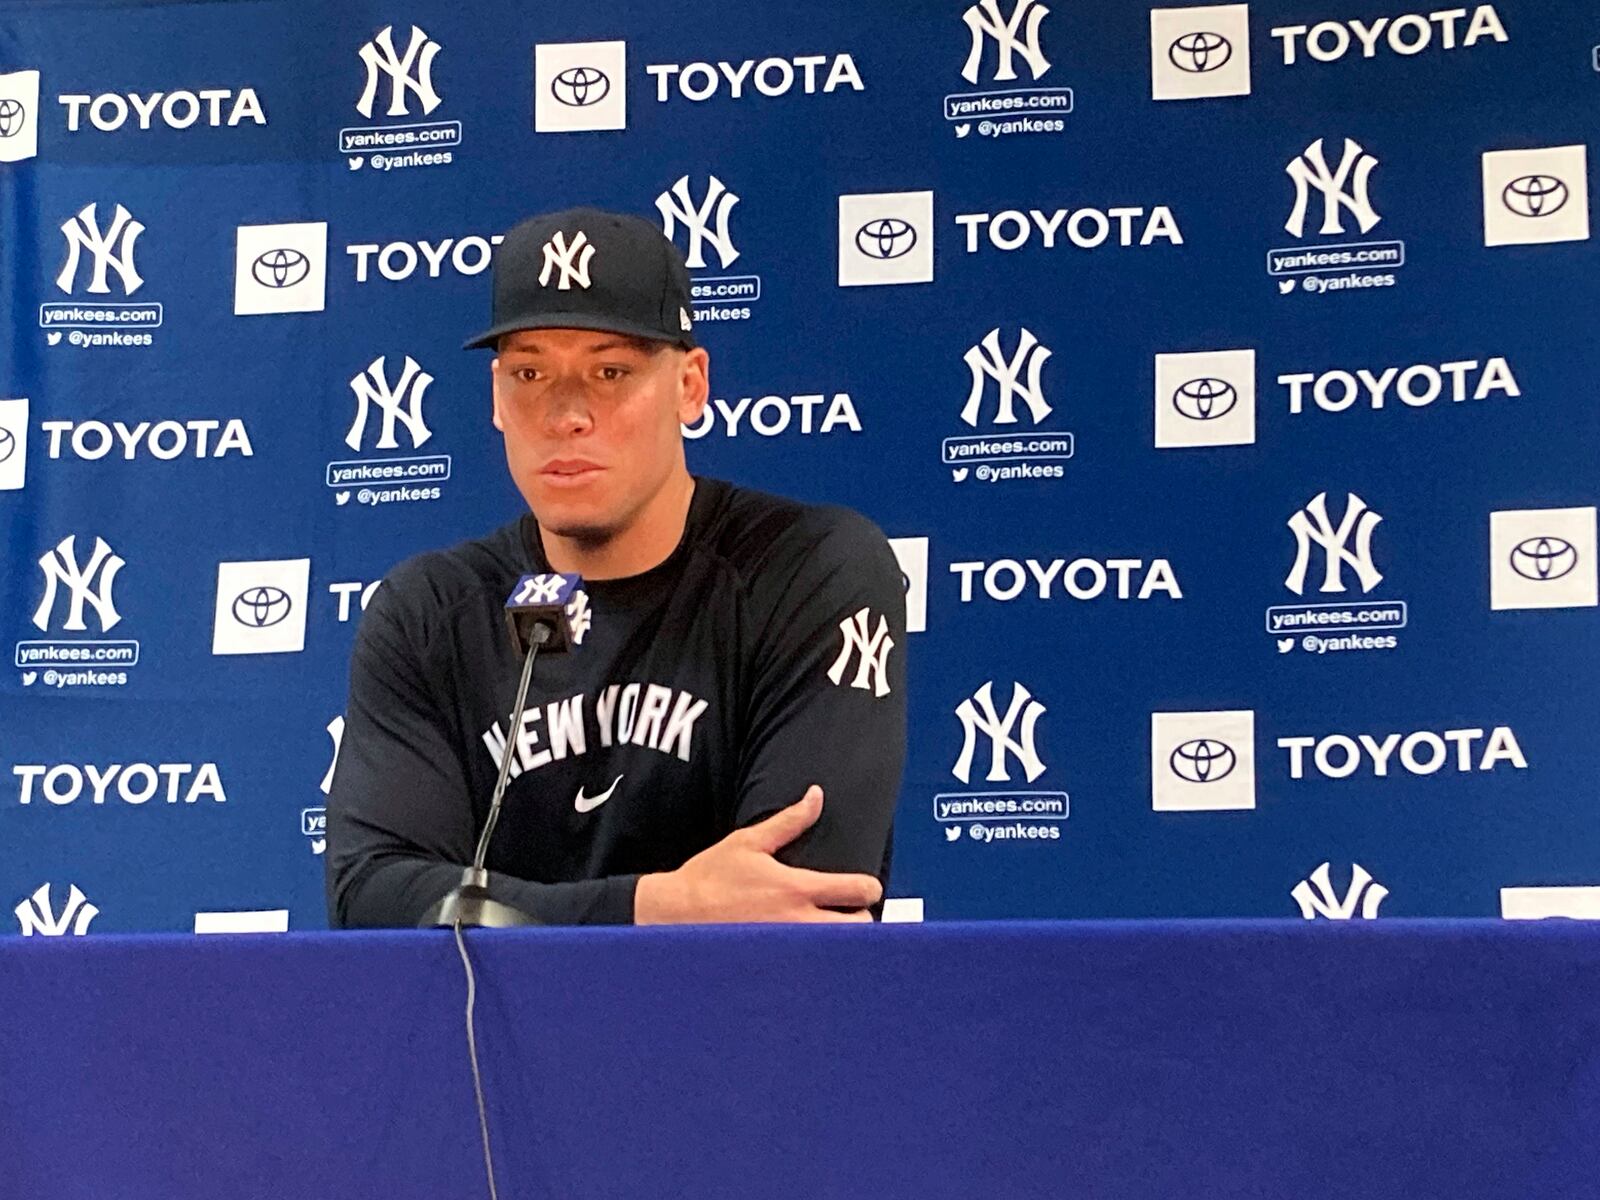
top-left (553, 66), bottom-right (610, 107)
top-left (1169, 31), bottom-right (1232, 73)
top-left (1502, 174), bottom-right (1569, 219)
top-left (1172, 377), bottom-right (1238, 421)
top-left (0, 98), bottom-right (26, 138)
top-left (1170, 738), bottom-right (1237, 784)
top-left (855, 218), bottom-right (917, 260)
top-left (252, 248), bottom-right (311, 289)
top-left (233, 586), bottom-right (293, 628)
top-left (1510, 536), bottom-right (1578, 582)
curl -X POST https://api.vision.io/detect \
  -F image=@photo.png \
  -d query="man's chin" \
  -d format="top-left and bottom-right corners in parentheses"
top-left (531, 497), bottom-right (618, 547)
top-left (541, 521), bottom-right (616, 548)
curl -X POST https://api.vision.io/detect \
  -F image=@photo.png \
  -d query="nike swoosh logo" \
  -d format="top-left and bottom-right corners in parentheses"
top-left (575, 773), bottom-right (623, 814)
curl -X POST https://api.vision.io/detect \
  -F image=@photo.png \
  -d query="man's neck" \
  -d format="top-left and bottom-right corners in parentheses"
top-left (539, 471), bottom-right (697, 581)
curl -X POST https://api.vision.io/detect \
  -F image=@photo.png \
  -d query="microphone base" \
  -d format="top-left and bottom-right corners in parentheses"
top-left (420, 868), bottom-right (542, 929)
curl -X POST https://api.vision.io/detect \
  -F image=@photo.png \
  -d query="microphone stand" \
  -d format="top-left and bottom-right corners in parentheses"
top-left (419, 622), bottom-right (551, 928)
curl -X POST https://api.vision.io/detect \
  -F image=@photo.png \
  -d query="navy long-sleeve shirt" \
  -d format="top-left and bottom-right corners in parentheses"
top-left (324, 476), bottom-right (906, 927)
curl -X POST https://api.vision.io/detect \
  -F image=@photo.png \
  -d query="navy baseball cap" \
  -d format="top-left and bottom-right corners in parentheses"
top-left (462, 205), bottom-right (697, 352)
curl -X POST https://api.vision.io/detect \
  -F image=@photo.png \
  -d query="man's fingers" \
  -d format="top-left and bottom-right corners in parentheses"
top-left (785, 866), bottom-right (883, 910)
top-left (789, 907), bottom-right (873, 924)
top-left (741, 785), bottom-right (824, 854)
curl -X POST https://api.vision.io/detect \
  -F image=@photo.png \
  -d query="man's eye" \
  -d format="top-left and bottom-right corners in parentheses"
top-left (514, 367), bottom-right (538, 383)
top-left (600, 367), bottom-right (628, 381)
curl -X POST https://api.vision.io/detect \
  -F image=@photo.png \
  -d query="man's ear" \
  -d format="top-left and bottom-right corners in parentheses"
top-left (676, 348), bottom-right (710, 426)
top-left (490, 359), bottom-right (505, 432)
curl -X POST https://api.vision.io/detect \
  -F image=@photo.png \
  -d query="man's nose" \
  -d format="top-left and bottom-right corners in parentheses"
top-left (541, 378), bottom-right (593, 434)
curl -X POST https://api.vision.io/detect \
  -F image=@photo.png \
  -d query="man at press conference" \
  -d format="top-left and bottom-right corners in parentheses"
top-left (323, 205), bottom-right (906, 928)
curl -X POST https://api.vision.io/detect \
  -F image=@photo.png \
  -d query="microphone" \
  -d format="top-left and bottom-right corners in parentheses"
top-left (420, 572), bottom-right (585, 929)
top-left (505, 570), bottom-right (584, 655)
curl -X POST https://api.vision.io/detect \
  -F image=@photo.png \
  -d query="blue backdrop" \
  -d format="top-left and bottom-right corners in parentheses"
top-left (2, 0), bottom-right (1597, 933)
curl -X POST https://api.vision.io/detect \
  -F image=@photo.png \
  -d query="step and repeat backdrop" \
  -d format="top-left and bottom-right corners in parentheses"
top-left (2, 0), bottom-right (1597, 934)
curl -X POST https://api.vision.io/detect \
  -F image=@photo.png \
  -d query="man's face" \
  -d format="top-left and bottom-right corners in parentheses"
top-left (491, 327), bottom-right (709, 543)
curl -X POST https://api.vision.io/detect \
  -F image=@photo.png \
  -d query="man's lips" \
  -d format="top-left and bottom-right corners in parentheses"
top-left (540, 460), bottom-right (604, 485)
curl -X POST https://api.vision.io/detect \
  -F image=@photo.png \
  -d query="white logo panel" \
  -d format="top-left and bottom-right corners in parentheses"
top-left (1501, 886), bottom-right (1600, 920)
top-left (0, 398), bottom-right (28, 490)
top-left (535, 41), bottom-right (627, 132)
top-left (838, 190), bottom-right (934, 287)
top-left (1151, 5), bottom-right (1252, 100)
top-left (1151, 710), bottom-right (1256, 811)
top-left (194, 909), bottom-right (290, 934)
top-left (1155, 349), bottom-right (1256, 447)
top-left (1482, 145), bottom-right (1590, 247)
top-left (889, 536), bottom-right (929, 634)
top-left (1490, 506), bottom-right (1597, 611)
top-left (0, 69), bottom-right (41, 162)
top-left (234, 221), bottom-right (329, 315)
top-left (212, 558), bottom-right (311, 655)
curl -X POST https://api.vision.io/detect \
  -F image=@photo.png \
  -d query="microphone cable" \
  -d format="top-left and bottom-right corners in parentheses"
top-left (454, 918), bottom-right (498, 1200)
top-left (451, 621), bottom-right (551, 1200)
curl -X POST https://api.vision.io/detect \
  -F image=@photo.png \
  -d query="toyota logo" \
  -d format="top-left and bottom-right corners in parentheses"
top-left (233, 586), bottom-right (293, 628)
top-left (1172, 377), bottom-right (1238, 421)
top-left (1169, 31), bottom-right (1232, 73)
top-left (855, 218), bottom-right (917, 260)
top-left (0, 98), bottom-right (25, 138)
top-left (1171, 738), bottom-right (1236, 784)
top-left (0, 427), bottom-right (14, 465)
top-left (1510, 536), bottom-right (1578, 582)
top-left (552, 66), bottom-right (610, 107)
top-left (251, 248), bottom-right (311, 289)
top-left (1502, 174), bottom-right (1568, 219)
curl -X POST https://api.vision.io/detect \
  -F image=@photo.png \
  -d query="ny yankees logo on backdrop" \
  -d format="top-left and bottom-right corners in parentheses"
top-left (347, 355), bottom-right (434, 451)
top-left (538, 230), bottom-right (595, 289)
top-left (357, 24), bottom-right (442, 118)
top-left (15, 884), bottom-right (99, 936)
top-left (57, 202), bottom-right (144, 295)
top-left (1285, 137), bottom-right (1381, 237)
top-left (827, 607), bottom-right (894, 697)
top-left (656, 175), bottom-right (741, 269)
top-left (962, 327), bottom-right (1053, 427)
top-left (961, 0), bottom-right (1052, 84)
top-left (1292, 862), bottom-right (1388, 919)
top-left (1286, 491), bottom-right (1384, 596)
top-left (34, 535), bottom-right (125, 632)
top-left (953, 681), bottom-right (1047, 783)
top-left (320, 715), bottom-right (346, 796)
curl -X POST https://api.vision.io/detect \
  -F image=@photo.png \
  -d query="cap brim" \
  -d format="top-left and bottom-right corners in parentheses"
top-left (462, 312), bottom-right (694, 351)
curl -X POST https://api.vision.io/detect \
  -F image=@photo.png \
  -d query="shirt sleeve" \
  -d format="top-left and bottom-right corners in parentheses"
top-left (323, 573), bottom-right (639, 928)
top-left (732, 510), bottom-right (908, 900)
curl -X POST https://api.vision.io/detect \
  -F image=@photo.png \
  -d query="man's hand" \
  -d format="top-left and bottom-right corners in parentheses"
top-left (634, 786), bottom-right (883, 924)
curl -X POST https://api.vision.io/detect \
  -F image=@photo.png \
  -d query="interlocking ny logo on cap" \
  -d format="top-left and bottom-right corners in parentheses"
top-left (539, 230), bottom-right (595, 290)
